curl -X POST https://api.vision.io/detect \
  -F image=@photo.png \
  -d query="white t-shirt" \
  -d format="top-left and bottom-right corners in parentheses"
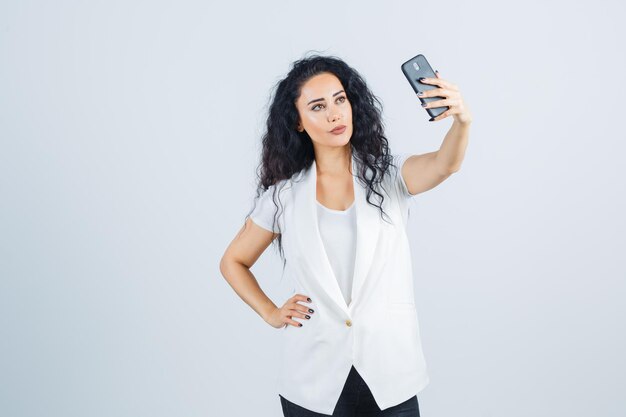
top-left (249, 154), bottom-right (416, 301)
top-left (316, 199), bottom-right (357, 306)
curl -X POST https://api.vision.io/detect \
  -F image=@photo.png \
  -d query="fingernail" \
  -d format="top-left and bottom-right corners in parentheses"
top-left (429, 117), bottom-right (435, 122)
top-left (417, 91), bottom-right (424, 96)
top-left (307, 298), bottom-right (311, 302)
top-left (421, 102), bottom-right (427, 107)
top-left (305, 315), bottom-right (311, 319)
top-left (308, 309), bottom-right (314, 313)
top-left (299, 323), bottom-right (303, 327)
top-left (418, 77), bottom-right (426, 82)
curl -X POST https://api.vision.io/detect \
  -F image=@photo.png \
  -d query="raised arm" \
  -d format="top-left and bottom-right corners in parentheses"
top-left (402, 70), bottom-right (472, 195)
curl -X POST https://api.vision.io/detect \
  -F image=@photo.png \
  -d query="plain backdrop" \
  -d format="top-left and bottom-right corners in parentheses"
top-left (1, 1), bottom-right (625, 416)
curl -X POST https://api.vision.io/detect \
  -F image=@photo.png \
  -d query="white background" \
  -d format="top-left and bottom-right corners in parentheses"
top-left (1, 1), bottom-right (624, 416)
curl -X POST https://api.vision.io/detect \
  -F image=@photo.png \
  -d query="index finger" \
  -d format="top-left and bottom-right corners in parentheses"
top-left (423, 76), bottom-right (458, 92)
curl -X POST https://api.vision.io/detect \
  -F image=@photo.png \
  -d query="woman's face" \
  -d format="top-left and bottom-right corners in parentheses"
top-left (295, 72), bottom-right (353, 149)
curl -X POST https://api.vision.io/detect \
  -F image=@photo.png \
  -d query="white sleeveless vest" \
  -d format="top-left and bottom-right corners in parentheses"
top-left (270, 154), bottom-right (429, 414)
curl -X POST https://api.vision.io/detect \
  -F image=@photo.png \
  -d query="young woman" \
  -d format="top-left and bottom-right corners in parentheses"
top-left (220, 54), bottom-right (472, 416)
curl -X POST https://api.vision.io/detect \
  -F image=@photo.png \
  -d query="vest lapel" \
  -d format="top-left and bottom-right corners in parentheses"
top-left (293, 154), bottom-right (381, 315)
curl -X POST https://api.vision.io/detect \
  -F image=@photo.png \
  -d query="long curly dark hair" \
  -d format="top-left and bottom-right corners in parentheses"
top-left (245, 53), bottom-right (400, 268)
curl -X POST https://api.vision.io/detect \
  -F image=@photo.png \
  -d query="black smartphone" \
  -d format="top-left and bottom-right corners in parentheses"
top-left (401, 54), bottom-right (448, 119)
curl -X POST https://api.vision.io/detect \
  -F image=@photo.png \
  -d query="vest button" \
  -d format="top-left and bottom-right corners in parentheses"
top-left (345, 319), bottom-right (352, 327)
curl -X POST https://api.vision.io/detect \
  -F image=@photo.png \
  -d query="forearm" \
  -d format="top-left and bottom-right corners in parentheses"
top-left (220, 259), bottom-right (277, 322)
top-left (436, 120), bottom-right (471, 173)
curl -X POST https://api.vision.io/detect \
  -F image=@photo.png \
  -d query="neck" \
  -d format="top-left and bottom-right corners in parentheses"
top-left (314, 145), bottom-right (352, 177)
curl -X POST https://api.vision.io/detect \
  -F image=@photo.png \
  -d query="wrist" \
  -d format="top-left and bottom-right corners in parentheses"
top-left (453, 116), bottom-right (473, 127)
top-left (262, 304), bottom-right (278, 322)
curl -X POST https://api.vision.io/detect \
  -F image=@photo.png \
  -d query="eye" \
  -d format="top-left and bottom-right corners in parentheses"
top-left (311, 96), bottom-right (347, 111)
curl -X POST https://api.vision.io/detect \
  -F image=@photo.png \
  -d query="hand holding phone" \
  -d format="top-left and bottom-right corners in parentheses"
top-left (401, 54), bottom-right (449, 120)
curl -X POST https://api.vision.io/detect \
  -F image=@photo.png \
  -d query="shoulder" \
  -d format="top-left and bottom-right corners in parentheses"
top-left (252, 177), bottom-right (295, 211)
top-left (390, 153), bottom-right (412, 176)
top-left (249, 178), bottom-right (293, 233)
top-left (261, 177), bottom-right (293, 197)
top-left (381, 153), bottom-right (412, 190)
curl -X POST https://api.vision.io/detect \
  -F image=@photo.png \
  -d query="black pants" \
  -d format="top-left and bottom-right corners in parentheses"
top-left (279, 365), bottom-right (421, 416)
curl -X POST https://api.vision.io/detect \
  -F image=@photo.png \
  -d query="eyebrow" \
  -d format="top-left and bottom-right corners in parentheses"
top-left (307, 90), bottom-right (345, 106)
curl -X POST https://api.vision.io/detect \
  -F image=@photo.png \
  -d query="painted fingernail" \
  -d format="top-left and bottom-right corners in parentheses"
top-left (418, 77), bottom-right (426, 82)
top-left (417, 91), bottom-right (424, 96)
top-left (421, 103), bottom-right (427, 107)
top-left (307, 298), bottom-right (311, 302)
top-left (305, 315), bottom-right (311, 319)
top-left (308, 309), bottom-right (314, 313)
top-left (299, 323), bottom-right (303, 327)
top-left (429, 117), bottom-right (435, 122)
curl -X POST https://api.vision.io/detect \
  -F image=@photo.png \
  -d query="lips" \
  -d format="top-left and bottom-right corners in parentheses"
top-left (330, 125), bottom-right (346, 133)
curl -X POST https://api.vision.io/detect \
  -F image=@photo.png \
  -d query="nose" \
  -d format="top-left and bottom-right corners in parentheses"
top-left (327, 100), bottom-right (343, 123)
